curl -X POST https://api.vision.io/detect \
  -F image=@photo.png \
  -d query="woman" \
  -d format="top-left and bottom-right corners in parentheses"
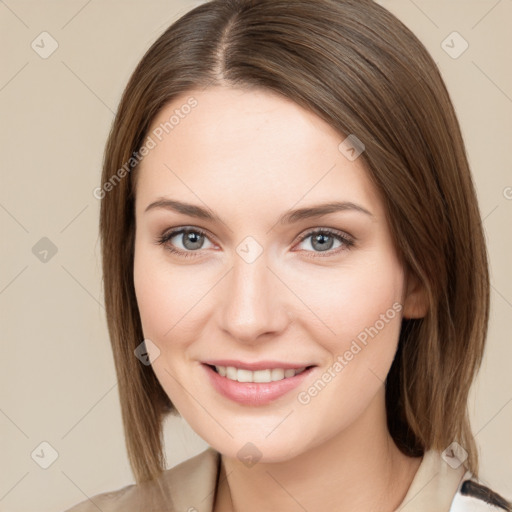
top-left (66, 0), bottom-right (511, 510)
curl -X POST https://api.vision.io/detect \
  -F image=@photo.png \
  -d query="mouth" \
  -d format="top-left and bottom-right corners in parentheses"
top-left (201, 362), bottom-right (317, 406)
top-left (206, 364), bottom-right (313, 383)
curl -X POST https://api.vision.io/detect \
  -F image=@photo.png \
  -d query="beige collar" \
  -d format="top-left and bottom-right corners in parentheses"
top-left (396, 450), bottom-right (466, 511)
top-left (163, 447), bottom-right (465, 512)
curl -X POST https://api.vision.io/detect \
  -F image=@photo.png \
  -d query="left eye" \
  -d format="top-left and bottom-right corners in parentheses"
top-left (295, 229), bottom-right (353, 254)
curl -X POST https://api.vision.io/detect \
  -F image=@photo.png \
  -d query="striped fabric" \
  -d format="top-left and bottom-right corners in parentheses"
top-left (449, 474), bottom-right (512, 511)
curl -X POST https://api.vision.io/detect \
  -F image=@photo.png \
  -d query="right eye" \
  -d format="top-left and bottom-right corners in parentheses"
top-left (155, 227), bottom-right (216, 258)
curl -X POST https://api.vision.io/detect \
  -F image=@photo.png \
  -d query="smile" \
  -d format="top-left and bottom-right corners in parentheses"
top-left (202, 362), bottom-right (316, 406)
top-left (212, 365), bottom-right (307, 383)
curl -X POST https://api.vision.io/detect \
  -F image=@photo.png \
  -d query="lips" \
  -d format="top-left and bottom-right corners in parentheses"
top-left (201, 361), bottom-right (316, 406)
top-left (202, 359), bottom-right (313, 371)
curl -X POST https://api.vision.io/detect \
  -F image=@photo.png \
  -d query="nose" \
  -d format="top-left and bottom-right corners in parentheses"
top-left (216, 251), bottom-right (290, 344)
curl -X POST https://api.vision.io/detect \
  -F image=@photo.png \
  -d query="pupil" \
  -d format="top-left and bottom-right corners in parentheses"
top-left (184, 231), bottom-right (203, 249)
top-left (313, 233), bottom-right (333, 251)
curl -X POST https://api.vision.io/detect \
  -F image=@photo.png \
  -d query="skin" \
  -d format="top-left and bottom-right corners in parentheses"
top-left (133, 86), bottom-right (428, 512)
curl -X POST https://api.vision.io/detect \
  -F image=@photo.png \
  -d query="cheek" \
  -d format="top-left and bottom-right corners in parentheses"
top-left (133, 248), bottom-right (168, 338)
top-left (133, 246), bottom-right (201, 405)
top-left (334, 270), bottom-right (403, 357)
top-left (291, 264), bottom-right (404, 442)
top-left (287, 254), bottom-right (405, 415)
top-left (133, 242), bottom-right (210, 340)
top-left (288, 256), bottom-right (404, 349)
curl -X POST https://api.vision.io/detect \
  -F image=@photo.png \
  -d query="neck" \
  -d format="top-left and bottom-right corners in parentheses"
top-left (214, 387), bottom-right (422, 512)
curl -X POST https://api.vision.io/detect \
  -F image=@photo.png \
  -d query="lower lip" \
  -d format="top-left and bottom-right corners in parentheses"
top-left (202, 364), bottom-right (315, 406)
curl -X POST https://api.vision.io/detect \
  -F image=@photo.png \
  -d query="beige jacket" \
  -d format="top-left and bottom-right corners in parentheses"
top-left (64, 447), bottom-right (506, 512)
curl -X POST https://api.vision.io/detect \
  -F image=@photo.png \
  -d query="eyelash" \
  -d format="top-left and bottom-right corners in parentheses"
top-left (155, 226), bottom-right (355, 260)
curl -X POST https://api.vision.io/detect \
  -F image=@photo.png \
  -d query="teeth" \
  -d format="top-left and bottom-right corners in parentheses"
top-left (214, 365), bottom-right (307, 383)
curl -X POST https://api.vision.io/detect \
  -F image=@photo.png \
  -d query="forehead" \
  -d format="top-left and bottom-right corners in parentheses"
top-left (135, 86), bottom-right (383, 221)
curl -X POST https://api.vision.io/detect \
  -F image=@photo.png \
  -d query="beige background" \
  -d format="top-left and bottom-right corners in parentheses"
top-left (1, 1), bottom-right (511, 510)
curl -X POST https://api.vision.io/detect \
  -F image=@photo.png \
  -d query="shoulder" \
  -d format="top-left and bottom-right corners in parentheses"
top-left (396, 449), bottom-right (511, 512)
top-left (449, 473), bottom-right (512, 512)
top-left (62, 446), bottom-right (220, 512)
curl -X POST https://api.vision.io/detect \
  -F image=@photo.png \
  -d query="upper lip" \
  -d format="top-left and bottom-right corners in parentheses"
top-left (202, 360), bottom-right (315, 371)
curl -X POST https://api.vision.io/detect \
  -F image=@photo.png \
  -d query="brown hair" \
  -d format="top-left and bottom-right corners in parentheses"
top-left (100, 0), bottom-right (489, 484)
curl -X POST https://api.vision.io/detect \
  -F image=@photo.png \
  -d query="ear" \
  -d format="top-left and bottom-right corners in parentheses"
top-left (402, 272), bottom-right (429, 319)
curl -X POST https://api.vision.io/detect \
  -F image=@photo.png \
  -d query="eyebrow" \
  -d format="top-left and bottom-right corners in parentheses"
top-left (144, 198), bottom-right (373, 224)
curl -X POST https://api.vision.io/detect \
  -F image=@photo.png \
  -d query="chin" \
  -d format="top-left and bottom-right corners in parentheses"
top-left (198, 424), bottom-right (321, 465)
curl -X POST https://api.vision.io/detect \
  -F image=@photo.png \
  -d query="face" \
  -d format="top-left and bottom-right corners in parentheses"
top-left (133, 86), bottom-right (421, 463)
